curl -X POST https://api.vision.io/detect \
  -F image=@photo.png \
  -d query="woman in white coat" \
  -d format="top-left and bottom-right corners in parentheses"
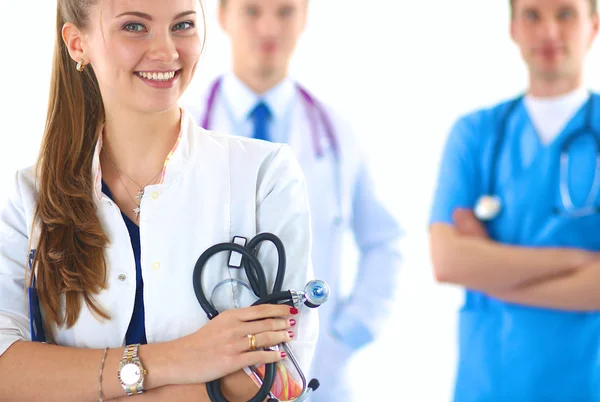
top-left (0, 0), bottom-right (318, 401)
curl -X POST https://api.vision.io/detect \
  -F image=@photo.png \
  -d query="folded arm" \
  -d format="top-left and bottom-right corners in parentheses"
top-left (107, 370), bottom-right (258, 402)
top-left (429, 218), bottom-right (593, 294)
top-left (488, 260), bottom-right (600, 311)
top-left (432, 209), bottom-right (600, 310)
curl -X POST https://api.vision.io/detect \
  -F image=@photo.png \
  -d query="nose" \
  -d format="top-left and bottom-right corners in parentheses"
top-left (147, 31), bottom-right (179, 64)
top-left (538, 19), bottom-right (561, 42)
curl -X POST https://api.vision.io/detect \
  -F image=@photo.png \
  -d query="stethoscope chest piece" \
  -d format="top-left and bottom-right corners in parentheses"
top-left (303, 280), bottom-right (330, 308)
top-left (474, 195), bottom-right (502, 221)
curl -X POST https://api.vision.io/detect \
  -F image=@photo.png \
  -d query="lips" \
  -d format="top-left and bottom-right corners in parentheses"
top-left (260, 42), bottom-right (278, 52)
top-left (535, 44), bottom-right (564, 57)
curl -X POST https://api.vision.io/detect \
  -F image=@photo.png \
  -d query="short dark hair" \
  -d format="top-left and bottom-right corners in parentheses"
top-left (510, 0), bottom-right (598, 16)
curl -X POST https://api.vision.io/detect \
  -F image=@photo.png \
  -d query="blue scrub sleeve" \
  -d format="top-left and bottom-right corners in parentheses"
top-left (430, 117), bottom-right (483, 225)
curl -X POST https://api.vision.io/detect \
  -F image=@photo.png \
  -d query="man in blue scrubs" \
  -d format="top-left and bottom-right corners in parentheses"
top-left (430, 0), bottom-right (600, 401)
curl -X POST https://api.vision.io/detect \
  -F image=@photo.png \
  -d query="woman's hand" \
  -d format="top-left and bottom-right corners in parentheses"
top-left (170, 304), bottom-right (298, 385)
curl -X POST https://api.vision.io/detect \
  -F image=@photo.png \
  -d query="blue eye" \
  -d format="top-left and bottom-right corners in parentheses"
top-left (173, 21), bottom-right (195, 31)
top-left (123, 22), bottom-right (146, 32)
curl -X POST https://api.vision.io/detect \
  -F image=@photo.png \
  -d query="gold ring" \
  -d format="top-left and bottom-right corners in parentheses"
top-left (247, 334), bottom-right (257, 351)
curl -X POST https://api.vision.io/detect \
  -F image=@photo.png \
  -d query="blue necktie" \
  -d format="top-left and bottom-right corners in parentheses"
top-left (249, 101), bottom-right (272, 142)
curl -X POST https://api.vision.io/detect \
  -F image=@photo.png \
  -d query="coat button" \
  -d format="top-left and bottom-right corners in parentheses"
top-left (152, 262), bottom-right (161, 270)
top-left (118, 274), bottom-right (127, 281)
top-left (151, 191), bottom-right (159, 200)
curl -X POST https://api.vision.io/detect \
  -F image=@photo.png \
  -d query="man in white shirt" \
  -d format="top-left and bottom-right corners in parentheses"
top-left (182, 0), bottom-right (402, 400)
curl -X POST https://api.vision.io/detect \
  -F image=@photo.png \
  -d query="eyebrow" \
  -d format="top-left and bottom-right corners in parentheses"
top-left (114, 10), bottom-right (196, 21)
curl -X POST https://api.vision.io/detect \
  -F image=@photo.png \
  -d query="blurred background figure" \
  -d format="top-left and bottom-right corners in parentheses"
top-left (181, 0), bottom-right (403, 400)
top-left (429, 0), bottom-right (600, 401)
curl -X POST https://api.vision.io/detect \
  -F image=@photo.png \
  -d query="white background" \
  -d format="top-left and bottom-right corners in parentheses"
top-left (2, 1), bottom-right (600, 401)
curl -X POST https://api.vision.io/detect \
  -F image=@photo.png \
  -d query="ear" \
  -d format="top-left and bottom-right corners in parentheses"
top-left (62, 22), bottom-right (87, 65)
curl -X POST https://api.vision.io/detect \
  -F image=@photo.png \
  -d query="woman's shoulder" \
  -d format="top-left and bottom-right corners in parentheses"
top-left (204, 128), bottom-right (288, 158)
top-left (182, 112), bottom-right (306, 188)
top-left (188, 119), bottom-right (298, 174)
top-left (208, 131), bottom-right (303, 182)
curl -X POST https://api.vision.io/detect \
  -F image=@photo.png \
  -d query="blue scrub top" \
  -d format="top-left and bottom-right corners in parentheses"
top-left (102, 181), bottom-right (147, 345)
top-left (430, 94), bottom-right (600, 402)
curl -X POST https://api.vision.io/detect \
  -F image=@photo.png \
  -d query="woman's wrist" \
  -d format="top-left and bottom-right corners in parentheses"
top-left (137, 341), bottom-right (181, 389)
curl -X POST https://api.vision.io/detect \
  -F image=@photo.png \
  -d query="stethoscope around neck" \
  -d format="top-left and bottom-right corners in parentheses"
top-left (200, 76), bottom-right (345, 226)
top-left (475, 94), bottom-right (600, 221)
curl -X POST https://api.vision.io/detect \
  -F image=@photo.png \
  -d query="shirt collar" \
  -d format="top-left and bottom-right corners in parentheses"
top-left (92, 108), bottom-right (195, 201)
top-left (221, 72), bottom-right (296, 123)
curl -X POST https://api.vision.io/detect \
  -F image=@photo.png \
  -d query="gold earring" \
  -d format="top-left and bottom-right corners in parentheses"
top-left (76, 60), bottom-right (85, 72)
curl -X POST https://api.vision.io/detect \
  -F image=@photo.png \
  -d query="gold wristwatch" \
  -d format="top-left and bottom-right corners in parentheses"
top-left (117, 344), bottom-right (147, 396)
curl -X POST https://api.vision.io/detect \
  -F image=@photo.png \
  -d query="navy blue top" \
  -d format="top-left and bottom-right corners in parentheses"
top-left (102, 181), bottom-right (148, 345)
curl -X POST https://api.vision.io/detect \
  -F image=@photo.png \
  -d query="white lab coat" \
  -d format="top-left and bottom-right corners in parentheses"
top-left (182, 76), bottom-right (402, 402)
top-left (0, 110), bottom-right (318, 383)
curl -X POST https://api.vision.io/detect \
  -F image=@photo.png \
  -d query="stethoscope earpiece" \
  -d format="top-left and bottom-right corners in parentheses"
top-left (474, 195), bottom-right (502, 221)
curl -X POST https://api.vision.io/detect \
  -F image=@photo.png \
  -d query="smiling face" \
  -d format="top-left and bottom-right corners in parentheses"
top-left (80, 0), bottom-right (204, 115)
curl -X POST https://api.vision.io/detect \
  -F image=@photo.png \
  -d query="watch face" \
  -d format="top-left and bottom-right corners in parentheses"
top-left (121, 363), bottom-right (142, 385)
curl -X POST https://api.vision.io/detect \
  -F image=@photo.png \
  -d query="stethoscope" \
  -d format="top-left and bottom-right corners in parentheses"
top-left (475, 94), bottom-right (600, 221)
top-left (193, 232), bottom-right (330, 402)
top-left (201, 77), bottom-right (345, 226)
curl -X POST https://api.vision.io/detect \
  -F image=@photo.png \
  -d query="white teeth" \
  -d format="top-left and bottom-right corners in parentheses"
top-left (137, 71), bottom-right (177, 81)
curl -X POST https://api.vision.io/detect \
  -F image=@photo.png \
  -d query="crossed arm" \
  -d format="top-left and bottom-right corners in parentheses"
top-left (107, 371), bottom-right (256, 402)
top-left (429, 209), bottom-right (600, 311)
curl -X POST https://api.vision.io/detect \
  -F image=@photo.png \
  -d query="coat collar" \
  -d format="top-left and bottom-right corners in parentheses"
top-left (91, 109), bottom-right (198, 201)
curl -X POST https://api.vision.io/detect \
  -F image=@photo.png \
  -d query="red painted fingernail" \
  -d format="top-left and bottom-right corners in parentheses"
top-left (290, 307), bottom-right (299, 315)
top-left (290, 319), bottom-right (296, 327)
top-left (280, 352), bottom-right (287, 358)
top-left (288, 331), bottom-right (294, 338)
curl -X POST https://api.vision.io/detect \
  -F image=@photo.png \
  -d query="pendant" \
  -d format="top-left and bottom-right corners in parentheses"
top-left (136, 189), bottom-right (144, 200)
top-left (133, 207), bottom-right (141, 218)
